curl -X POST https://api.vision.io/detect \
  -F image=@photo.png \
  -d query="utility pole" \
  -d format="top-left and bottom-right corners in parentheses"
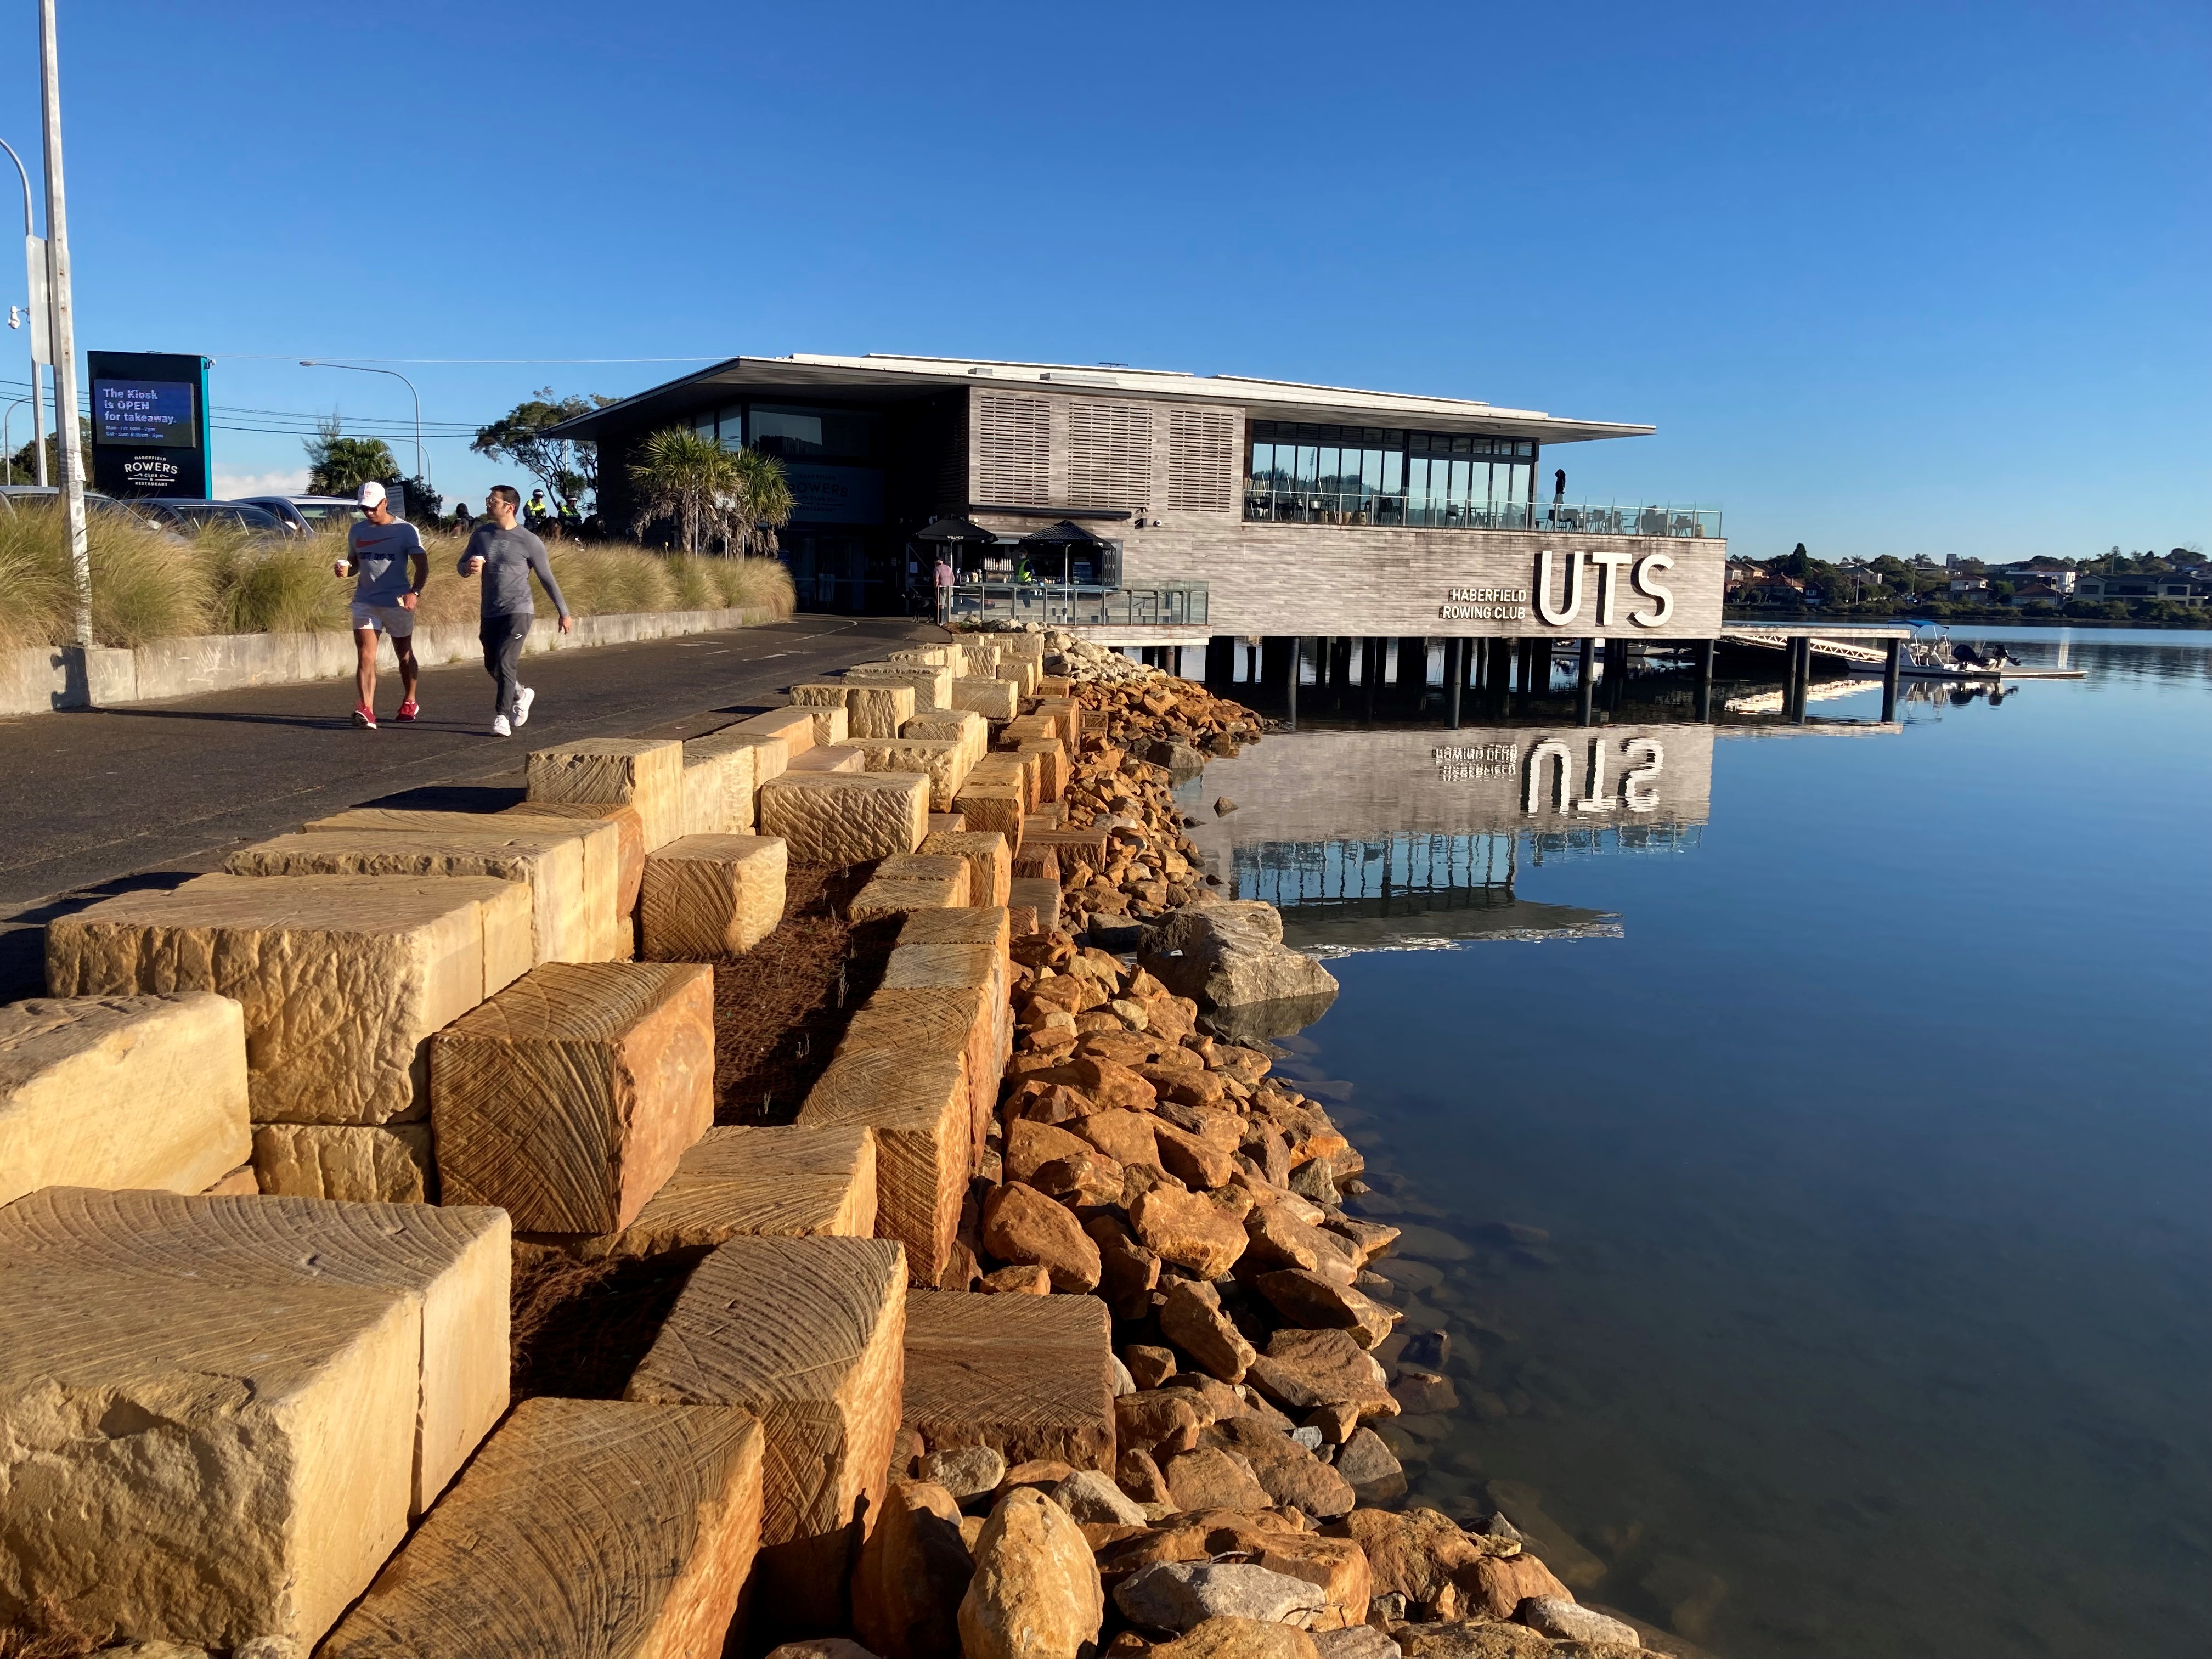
top-left (39, 0), bottom-right (90, 647)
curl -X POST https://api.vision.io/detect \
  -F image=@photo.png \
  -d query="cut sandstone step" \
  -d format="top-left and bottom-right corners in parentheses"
top-left (432, 962), bottom-right (714, 1234)
top-left (225, 826), bottom-right (590, 966)
top-left (996, 658), bottom-right (1040, 696)
top-left (0, 1188), bottom-right (511, 1646)
top-left (1008, 877), bottom-right (1063, 936)
top-left (845, 661), bottom-right (952, 710)
top-left (1015, 738), bottom-right (1069, 804)
top-left (797, 1048), bottom-right (967, 1290)
top-left (839, 984), bottom-right (998, 1172)
top-left (787, 744), bottom-right (868, 774)
top-left (0, 991), bottom-right (249, 1206)
top-left (789, 682), bottom-right (856, 738)
top-left (682, 732), bottom-right (763, 837)
top-left (895, 907), bottom-right (1013, 1145)
top-left (847, 855), bottom-right (970, 922)
top-left (901, 1289), bottom-right (1116, 1472)
top-left (849, 736), bottom-right (966, 811)
top-left (252, 1121), bottom-right (435, 1202)
top-left (320, 1398), bottom-right (764, 1659)
top-left (733, 707), bottom-right (819, 754)
top-left (626, 1235), bottom-right (907, 1638)
top-left (47, 874), bottom-right (531, 1127)
top-left (526, 738), bottom-right (685, 851)
top-left (951, 781), bottom-right (1024, 855)
top-left (843, 681), bottom-right (916, 740)
top-left (902, 707), bottom-right (986, 769)
top-left (952, 676), bottom-right (1019, 721)
top-left (641, 834), bottom-right (789, 961)
top-left (553, 1125), bottom-right (878, 1261)
top-left (920, 829), bottom-right (1012, 909)
top-left (758, 772), bottom-right (929, 866)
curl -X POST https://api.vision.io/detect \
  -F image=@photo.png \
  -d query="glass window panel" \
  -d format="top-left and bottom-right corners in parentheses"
top-left (1506, 463), bottom-right (1526, 507)
top-left (1384, 450), bottom-right (1403, 494)
top-left (1517, 441), bottom-right (1533, 457)
top-left (1296, 445), bottom-right (1318, 488)
top-left (1362, 450), bottom-right (1383, 496)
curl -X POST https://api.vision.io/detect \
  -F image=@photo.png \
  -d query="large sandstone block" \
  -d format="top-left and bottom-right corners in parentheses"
top-left (920, 829), bottom-right (1012, 910)
top-left (47, 874), bottom-right (530, 1127)
top-left (1015, 737), bottom-right (1069, 804)
top-left (527, 737), bottom-right (685, 851)
top-left (759, 772), bottom-right (929, 866)
top-left (682, 732), bottom-right (763, 837)
top-left (321, 1399), bottom-right (764, 1659)
top-left (846, 661), bottom-right (952, 711)
top-left (565, 1125), bottom-right (877, 1261)
top-left (952, 781), bottom-right (1024, 855)
top-left (904, 708), bottom-right (987, 769)
top-left (850, 736), bottom-right (967, 811)
top-left (849, 855), bottom-right (970, 922)
top-left (790, 697), bottom-right (850, 748)
top-left (642, 834), bottom-right (789, 960)
top-left (798, 1047), bottom-right (968, 1288)
top-left (432, 962), bottom-right (714, 1233)
top-left (888, 645), bottom-right (953, 669)
top-left (227, 826), bottom-right (590, 966)
top-left (252, 1121), bottom-right (435, 1202)
top-left (0, 991), bottom-right (249, 1206)
top-left (844, 681), bottom-right (916, 740)
top-left (788, 743), bottom-right (868, 774)
top-left (973, 751), bottom-right (1037, 815)
top-left (0, 1187), bottom-right (511, 1645)
top-left (952, 676), bottom-right (1020, 721)
top-left (839, 984), bottom-right (997, 1167)
top-left (901, 1289), bottom-right (1115, 1471)
top-left (495, 802), bottom-right (644, 951)
top-left (627, 1236), bottom-right (907, 1638)
top-left (1009, 877), bottom-right (1062, 936)
top-left (735, 706), bottom-right (819, 753)
top-left (957, 641), bottom-right (1002, 677)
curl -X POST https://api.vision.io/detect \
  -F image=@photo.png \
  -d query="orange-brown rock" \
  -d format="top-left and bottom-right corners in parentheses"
top-left (854, 1480), bottom-right (975, 1659)
top-left (980, 1263), bottom-right (1052, 1295)
top-left (1161, 1447), bottom-right (1272, 1513)
top-left (1085, 1212), bottom-right (1162, 1321)
top-left (981, 1182), bottom-right (1101, 1293)
top-left (1464, 1553), bottom-right (1572, 1621)
top-left (957, 1488), bottom-right (1103, 1659)
top-left (1252, 1533), bottom-right (1372, 1629)
top-left (1251, 1269), bottom-right (1395, 1348)
top-left (1114, 1390), bottom-right (1201, 1459)
top-left (1131, 1187), bottom-right (1249, 1278)
top-left (1074, 1109), bottom-right (1161, 1170)
top-left (1244, 1329), bottom-right (1397, 1419)
top-left (1007, 1118), bottom-right (1096, 1182)
top-left (1153, 1121), bottom-right (1237, 1190)
top-left (1242, 1205), bottom-right (1362, 1285)
top-left (1158, 1279), bottom-right (1257, 1384)
top-left (1322, 1508), bottom-right (1489, 1620)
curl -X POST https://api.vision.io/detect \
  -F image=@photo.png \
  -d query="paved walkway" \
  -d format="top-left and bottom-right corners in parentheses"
top-left (0, 614), bottom-right (939, 991)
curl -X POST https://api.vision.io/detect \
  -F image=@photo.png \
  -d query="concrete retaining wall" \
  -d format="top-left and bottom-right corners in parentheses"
top-left (0, 606), bottom-right (778, 718)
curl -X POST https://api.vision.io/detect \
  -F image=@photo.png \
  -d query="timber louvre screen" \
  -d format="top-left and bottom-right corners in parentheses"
top-left (976, 394), bottom-right (1051, 505)
top-left (1166, 409), bottom-right (1238, 513)
top-left (1067, 400), bottom-right (1153, 512)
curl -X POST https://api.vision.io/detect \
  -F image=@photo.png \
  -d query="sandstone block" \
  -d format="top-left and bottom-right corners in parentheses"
top-left (566, 1125), bottom-right (877, 1260)
top-left (952, 676), bottom-right (1019, 721)
top-left (760, 773), bottom-right (929, 865)
top-left (228, 825), bottom-right (591, 966)
top-left (788, 743), bottom-right (868, 774)
top-left (842, 983), bottom-right (1000, 1166)
top-left (251, 1121), bottom-right (435, 1203)
top-left (682, 732), bottom-right (763, 836)
top-left (778, 692), bottom-right (851, 748)
top-left (901, 1289), bottom-right (1116, 1472)
top-left (321, 1399), bottom-right (763, 1659)
top-left (952, 781), bottom-right (1025, 855)
top-left (957, 642), bottom-right (1002, 677)
top-left (735, 706), bottom-right (820, 753)
top-left (432, 961), bottom-right (714, 1233)
top-left (1015, 737), bottom-right (1069, 804)
top-left (928, 810), bottom-right (967, 833)
top-left (1009, 877), bottom-right (1062, 935)
top-left (847, 661), bottom-right (953, 710)
top-left (0, 1187), bottom-right (511, 1645)
top-left (627, 1235), bottom-right (907, 1637)
top-left (996, 658), bottom-right (1040, 697)
top-left (493, 802), bottom-right (644, 949)
top-left (903, 708), bottom-right (987, 769)
top-left (526, 737), bottom-right (685, 851)
top-left (921, 830), bottom-right (1012, 909)
top-left (957, 1488), bottom-right (1102, 1659)
top-left (0, 991), bottom-right (249, 1206)
top-left (798, 1048), bottom-right (968, 1286)
top-left (851, 737), bottom-right (967, 810)
top-left (47, 874), bottom-right (529, 1127)
top-left (888, 645), bottom-right (954, 669)
top-left (850, 853), bottom-right (970, 922)
top-left (642, 833), bottom-right (789, 960)
top-left (846, 681), bottom-right (918, 739)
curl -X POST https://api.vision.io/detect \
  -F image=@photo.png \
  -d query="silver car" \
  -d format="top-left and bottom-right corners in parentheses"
top-left (233, 494), bottom-right (366, 535)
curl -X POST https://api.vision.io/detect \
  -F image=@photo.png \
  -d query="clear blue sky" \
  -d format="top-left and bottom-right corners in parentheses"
top-left (1, 0), bottom-right (2203, 559)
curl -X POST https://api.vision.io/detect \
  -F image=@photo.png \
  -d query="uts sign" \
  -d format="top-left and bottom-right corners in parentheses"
top-left (1441, 551), bottom-right (1675, 629)
top-left (88, 351), bottom-right (211, 499)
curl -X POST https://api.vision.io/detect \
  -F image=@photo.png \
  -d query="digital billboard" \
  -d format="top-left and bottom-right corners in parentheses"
top-left (88, 351), bottom-right (211, 498)
top-left (93, 379), bottom-right (198, 446)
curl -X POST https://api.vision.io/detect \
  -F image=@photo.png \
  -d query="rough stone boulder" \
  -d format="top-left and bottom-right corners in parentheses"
top-left (0, 991), bottom-right (249, 1205)
top-left (1245, 1328), bottom-right (1398, 1420)
top-left (853, 1479), bottom-right (973, 1659)
top-left (1333, 1428), bottom-right (1407, 1506)
top-left (1131, 1186), bottom-right (1249, 1278)
top-left (1138, 902), bottom-right (1338, 1018)
top-left (980, 1180), bottom-right (1101, 1293)
top-left (1114, 1562), bottom-right (1329, 1634)
top-left (956, 1488), bottom-right (1102, 1659)
top-left (1144, 1620), bottom-right (1323, 1659)
top-left (1515, 1597), bottom-right (1640, 1647)
top-left (320, 1399), bottom-right (761, 1659)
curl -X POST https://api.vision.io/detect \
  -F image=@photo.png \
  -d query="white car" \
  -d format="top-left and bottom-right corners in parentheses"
top-left (232, 494), bottom-right (365, 535)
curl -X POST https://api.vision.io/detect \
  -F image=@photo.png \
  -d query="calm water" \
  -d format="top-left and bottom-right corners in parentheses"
top-left (1186, 630), bottom-right (2211, 1658)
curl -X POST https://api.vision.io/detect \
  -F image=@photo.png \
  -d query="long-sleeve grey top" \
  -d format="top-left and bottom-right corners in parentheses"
top-left (460, 523), bottom-right (568, 619)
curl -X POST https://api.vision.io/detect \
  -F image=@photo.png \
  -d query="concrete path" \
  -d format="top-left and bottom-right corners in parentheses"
top-left (0, 614), bottom-right (941, 992)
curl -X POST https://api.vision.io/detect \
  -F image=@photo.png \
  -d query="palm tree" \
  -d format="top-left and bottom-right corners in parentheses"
top-left (628, 427), bottom-right (794, 555)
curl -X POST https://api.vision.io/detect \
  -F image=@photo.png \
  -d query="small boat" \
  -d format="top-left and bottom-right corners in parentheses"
top-left (1858, 630), bottom-right (2086, 681)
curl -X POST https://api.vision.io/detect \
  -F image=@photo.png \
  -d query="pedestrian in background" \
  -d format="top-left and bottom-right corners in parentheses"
top-left (451, 500), bottom-right (475, 532)
top-left (460, 484), bottom-right (572, 736)
top-left (934, 552), bottom-right (955, 623)
top-left (333, 479), bottom-right (428, 729)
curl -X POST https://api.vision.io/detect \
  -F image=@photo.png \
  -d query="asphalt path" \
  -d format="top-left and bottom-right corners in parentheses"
top-left (0, 614), bottom-right (939, 989)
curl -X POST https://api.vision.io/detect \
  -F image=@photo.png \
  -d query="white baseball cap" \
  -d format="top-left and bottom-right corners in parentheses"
top-left (357, 480), bottom-right (387, 508)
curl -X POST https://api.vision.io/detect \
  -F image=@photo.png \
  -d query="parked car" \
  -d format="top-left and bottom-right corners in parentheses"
top-left (232, 494), bottom-right (364, 535)
top-left (130, 499), bottom-right (288, 537)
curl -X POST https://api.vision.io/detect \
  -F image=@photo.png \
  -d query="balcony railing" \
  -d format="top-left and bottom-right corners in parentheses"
top-left (1244, 490), bottom-right (1721, 538)
top-left (949, 582), bottom-right (1209, 628)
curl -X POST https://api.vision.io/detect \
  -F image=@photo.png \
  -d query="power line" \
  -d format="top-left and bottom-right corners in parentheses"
top-left (203, 353), bottom-right (725, 365)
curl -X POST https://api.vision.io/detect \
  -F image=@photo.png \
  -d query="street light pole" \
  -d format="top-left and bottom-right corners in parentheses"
top-left (300, 360), bottom-right (427, 489)
top-left (0, 138), bottom-right (44, 486)
top-left (3, 395), bottom-right (26, 483)
top-left (38, 0), bottom-right (89, 647)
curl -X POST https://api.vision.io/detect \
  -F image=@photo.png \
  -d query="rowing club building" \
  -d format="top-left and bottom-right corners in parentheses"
top-left (554, 353), bottom-right (1729, 709)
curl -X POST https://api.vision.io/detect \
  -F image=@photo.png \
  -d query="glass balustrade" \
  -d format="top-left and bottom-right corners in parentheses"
top-left (947, 583), bottom-right (1210, 627)
top-left (1242, 489), bottom-right (1722, 538)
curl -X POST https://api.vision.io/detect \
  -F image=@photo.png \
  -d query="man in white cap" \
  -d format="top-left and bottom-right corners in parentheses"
top-left (331, 479), bottom-right (429, 728)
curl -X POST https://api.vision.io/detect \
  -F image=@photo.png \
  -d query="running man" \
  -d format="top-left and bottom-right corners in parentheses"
top-left (460, 483), bottom-right (572, 736)
top-left (332, 479), bottom-right (429, 728)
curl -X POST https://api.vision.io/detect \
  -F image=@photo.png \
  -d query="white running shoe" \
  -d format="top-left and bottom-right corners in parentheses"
top-left (490, 714), bottom-right (512, 737)
top-left (512, 686), bottom-right (535, 727)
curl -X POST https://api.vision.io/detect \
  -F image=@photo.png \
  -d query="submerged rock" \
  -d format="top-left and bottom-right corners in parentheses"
top-left (1139, 902), bottom-right (1339, 1019)
top-left (1515, 1596), bottom-right (1641, 1647)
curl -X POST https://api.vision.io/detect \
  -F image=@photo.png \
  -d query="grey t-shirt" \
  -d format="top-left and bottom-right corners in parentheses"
top-left (461, 523), bottom-right (568, 619)
top-left (347, 518), bottom-right (425, 605)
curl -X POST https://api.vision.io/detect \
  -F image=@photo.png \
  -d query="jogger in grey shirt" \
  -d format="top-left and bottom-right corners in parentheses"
top-left (460, 485), bottom-right (572, 735)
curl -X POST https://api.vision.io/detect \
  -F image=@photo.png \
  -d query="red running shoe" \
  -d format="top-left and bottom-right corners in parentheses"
top-left (394, 698), bottom-right (420, 722)
top-left (351, 703), bottom-right (377, 729)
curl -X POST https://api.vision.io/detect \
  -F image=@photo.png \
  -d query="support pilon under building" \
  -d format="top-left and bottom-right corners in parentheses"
top-left (1193, 631), bottom-right (1904, 729)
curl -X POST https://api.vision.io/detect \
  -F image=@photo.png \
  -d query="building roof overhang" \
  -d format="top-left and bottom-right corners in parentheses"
top-left (545, 352), bottom-right (1654, 447)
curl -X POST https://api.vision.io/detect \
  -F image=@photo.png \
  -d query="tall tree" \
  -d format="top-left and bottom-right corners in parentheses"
top-left (627, 426), bottom-right (792, 555)
top-left (471, 388), bottom-right (614, 511)
top-left (304, 417), bottom-right (398, 496)
top-left (726, 445), bottom-right (795, 556)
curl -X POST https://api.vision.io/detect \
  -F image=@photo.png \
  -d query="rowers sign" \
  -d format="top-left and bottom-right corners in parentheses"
top-left (1442, 552), bottom-right (1675, 628)
top-left (88, 350), bottom-right (212, 499)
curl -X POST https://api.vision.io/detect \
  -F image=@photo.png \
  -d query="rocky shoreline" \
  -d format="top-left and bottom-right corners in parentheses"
top-left (866, 628), bottom-right (1699, 1659)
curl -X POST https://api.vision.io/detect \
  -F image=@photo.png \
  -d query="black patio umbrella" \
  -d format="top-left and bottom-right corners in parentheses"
top-left (1017, 518), bottom-right (1107, 583)
top-left (913, 516), bottom-right (999, 544)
